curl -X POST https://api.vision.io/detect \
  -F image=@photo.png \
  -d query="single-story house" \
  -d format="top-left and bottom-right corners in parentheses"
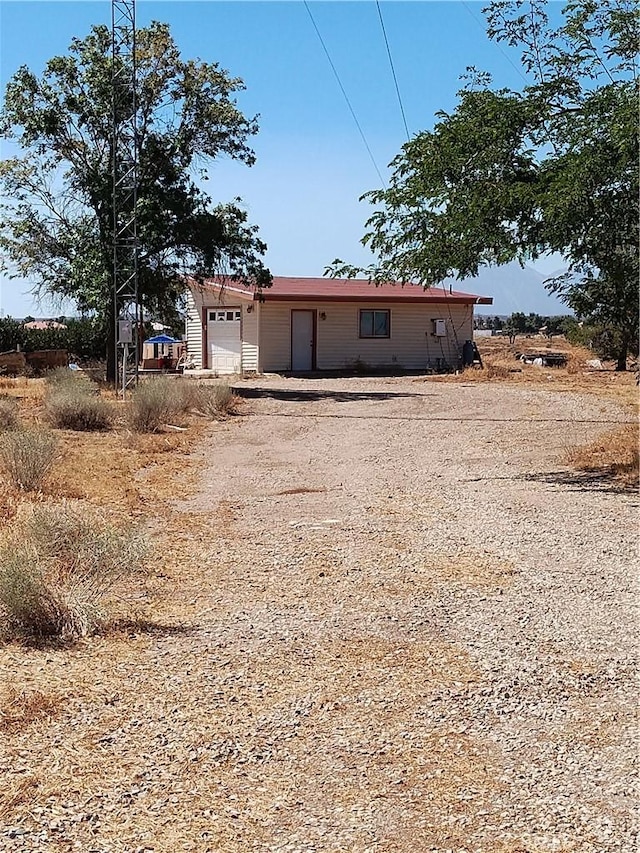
top-left (185, 276), bottom-right (493, 374)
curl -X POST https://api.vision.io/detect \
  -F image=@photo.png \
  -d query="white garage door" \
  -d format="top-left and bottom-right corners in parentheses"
top-left (207, 308), bottom-right (241, 374)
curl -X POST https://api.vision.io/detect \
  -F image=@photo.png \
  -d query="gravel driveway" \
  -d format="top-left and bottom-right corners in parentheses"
top-left (179, 377), bottom-right (637, 852)
top-left (2, 377), bottom-right (636, 853)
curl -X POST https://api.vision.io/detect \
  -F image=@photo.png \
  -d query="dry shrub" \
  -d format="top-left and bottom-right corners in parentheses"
top-left (567, 424), bottom-right (639, 486)
top-left (44, 366), bottom-right (92, 390)
top-left (46, 389), bottom-right (114, 431)
top-left (128, 377), bottom-right (190, 433)
top-left (484, 360), bottom-right (512, 379)
top-left (0, 398), bottom-right (19, 431)
top-left (191, 382), bottom-right (239, 419)
top-left (0, 429), bottom-right (58, 491)
top-left (0, 502), bottom-right (148, 641)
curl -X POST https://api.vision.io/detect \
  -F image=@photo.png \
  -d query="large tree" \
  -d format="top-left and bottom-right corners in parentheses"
top-left (0, 22), bottom-right (271, 379)
top-left (331, 0), bottom-right (639, 369)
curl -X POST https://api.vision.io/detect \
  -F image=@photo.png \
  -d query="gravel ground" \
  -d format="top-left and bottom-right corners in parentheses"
top-left (1, 377), bottom-right (637, 852)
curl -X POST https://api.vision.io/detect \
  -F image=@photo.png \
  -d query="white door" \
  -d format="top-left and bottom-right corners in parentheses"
top-left (207, 308), bottom-right (242, 373)
top-left (291, 310), bottom-right (315, 371)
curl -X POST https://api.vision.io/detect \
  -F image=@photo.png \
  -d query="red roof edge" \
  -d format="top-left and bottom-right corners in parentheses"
top-left (190, 275), bottom-right (492, 305)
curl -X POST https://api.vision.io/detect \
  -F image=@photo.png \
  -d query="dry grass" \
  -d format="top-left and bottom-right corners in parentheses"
top-left (0, 428), bottom-right (59, 491)
top-left (566, 423), bottom-right (639, 487)
top-left (128, 376), bottom-right (192, 432)
top-left (0, 397), bottom-right (20, 431)
top-left (0, 686), bottom-right (64, 732)
top-left (46, 389), bottom-right (114, 431)
top-left (0, 501), bottom-right (148, 641)
top-left (190, 381), bottom-right (241, 419)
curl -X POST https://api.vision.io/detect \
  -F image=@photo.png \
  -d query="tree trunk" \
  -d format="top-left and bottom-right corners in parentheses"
top-left (615, 335), bottom-right (629, 372)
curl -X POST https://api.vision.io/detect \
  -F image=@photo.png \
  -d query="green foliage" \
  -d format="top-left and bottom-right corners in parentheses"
top-left (0, 398), bottom-right (20, 431)
top-left (0, 22), bottom-right (271, 378)
top-left (0, 502), bottom-right (148, 641)
top-left (128, 377), bottom-right (190, 433)
top-left (330, 0), bottom-right (639, 369)
top-left (0, 316), bottom-right (107, 361)
top-left (0, 428), bottom-right (58, 491)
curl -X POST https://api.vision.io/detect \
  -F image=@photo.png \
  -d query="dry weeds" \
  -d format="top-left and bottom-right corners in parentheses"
top-left (0, 368), bottom-right (635, 852)
top-left (0, 687), bottom-right (64, 733)
top-left (566, 423), bottom-right (639, 487)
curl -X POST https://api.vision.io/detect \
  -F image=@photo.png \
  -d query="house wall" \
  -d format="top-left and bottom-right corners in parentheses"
top-left (259, 301), bottom-right (474, 371)
top-left (185, 290), bottom-right (204, 368)
top-left (185, 287), bottom-right (257, 372)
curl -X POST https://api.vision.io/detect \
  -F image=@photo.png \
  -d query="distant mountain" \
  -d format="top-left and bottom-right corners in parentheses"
top-left (443, 262), bottom-right (571, 317)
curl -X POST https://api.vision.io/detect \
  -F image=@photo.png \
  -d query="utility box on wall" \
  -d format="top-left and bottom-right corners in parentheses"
top-left (433, 318), bottom-right (447, 337)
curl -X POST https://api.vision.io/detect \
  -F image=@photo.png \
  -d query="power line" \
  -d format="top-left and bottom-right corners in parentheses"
top-left (375, 1), bottom-right (410, 142)
top-left (460, 1), bottom-right (529, 85)
top-left (303, 0), bottom-right (386, 187)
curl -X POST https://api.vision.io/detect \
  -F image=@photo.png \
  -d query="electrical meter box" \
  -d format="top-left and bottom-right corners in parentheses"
top-left (118, 319), bottom-right (133, 344)
top-left (433, 318), bottom-right (447, 337)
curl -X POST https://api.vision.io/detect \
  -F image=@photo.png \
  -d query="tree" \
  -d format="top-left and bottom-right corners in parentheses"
top-left (0, 22), bottom-right (271, 380)
top-left (330, 0), bottom-right (639, 369)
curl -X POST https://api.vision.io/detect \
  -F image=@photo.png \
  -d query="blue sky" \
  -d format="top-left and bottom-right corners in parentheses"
top-left (0, 1), bottom-right (567, 317)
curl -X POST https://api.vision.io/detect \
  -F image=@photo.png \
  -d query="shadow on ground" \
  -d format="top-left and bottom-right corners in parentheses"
top-left (231, 386), bottom-right (427, 403)
top-left (523, 469), bottom-right (638, 495)
top-left (108, 619), bottom-right (196, 638)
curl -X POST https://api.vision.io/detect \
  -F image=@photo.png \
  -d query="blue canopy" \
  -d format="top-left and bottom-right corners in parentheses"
top-left (144, 333), bottom-right (181, 344)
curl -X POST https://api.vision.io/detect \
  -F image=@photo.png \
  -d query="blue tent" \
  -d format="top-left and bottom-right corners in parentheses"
top-left (144, 333), bottom-right (181, 345)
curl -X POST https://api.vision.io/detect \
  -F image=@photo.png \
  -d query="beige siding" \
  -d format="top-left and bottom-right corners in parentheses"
top-left (241, 306), bottom-right (259, 373)
top-left (186, 285), bottom-right (256, 372)
top-left (259, 301), bottom-right (474, 372)
top-left (185, 291), bottom-right (203, 369)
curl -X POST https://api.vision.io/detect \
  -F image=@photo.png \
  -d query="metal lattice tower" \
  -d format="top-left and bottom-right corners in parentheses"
top-left (112, 0), bottom-right (140, 395)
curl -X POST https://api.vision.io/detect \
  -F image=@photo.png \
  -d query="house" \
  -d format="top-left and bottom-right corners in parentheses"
top-left (185, 276), bottom-right (493, 374)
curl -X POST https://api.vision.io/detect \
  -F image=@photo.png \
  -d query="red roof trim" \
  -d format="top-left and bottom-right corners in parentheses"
top-left (256, 292), bottom-right (493, 305)
top-left (192, 276), bottom-right (492, 305)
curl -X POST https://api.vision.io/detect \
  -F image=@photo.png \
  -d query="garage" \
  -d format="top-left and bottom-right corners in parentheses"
top-left (207, 307), bottom-right (241, 373)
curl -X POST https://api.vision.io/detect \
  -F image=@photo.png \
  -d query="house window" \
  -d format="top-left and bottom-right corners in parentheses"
top-left (208, 310), bottom-right (241, 322)
top-left (359, 309), bottom-right (390, 338)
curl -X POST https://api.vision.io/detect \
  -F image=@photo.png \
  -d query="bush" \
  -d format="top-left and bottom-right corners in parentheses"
top-left (0, 399), bottom-right (19, 431)
top-left (191, 382), bottom-right (239, 419)
top-left (128, 377), bottom-right (189, 433)
top-left (44, 366), bottom-right (94, 392)
top-left (0, 429), bottom-right (58, 491)
top-left (0, 502), bottom-right (148, 640)
top-left (46, 389), bottom-right (114, 431)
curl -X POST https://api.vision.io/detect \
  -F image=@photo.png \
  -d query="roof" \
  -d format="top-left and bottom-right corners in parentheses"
top-left (23, 320), bottom-right (67, 330)
top-left (192, 276), bottom-right (493, 305)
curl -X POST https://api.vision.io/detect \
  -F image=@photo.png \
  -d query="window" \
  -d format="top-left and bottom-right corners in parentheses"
top-left (208, 309), bottom-right (241, 322)
top-left (359, 309), bottom-right (390, 338)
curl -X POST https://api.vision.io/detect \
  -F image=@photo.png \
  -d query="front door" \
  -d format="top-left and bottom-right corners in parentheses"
top-left (291, 310), bottom-right (315, 371)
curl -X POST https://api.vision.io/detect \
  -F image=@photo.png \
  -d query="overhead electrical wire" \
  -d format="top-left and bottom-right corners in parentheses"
top-left (375, 1), bottom-right (410, 142)
top-left (303, 0), bottom-right (387, 187)
top-left (460, 1), bottom-right (529, 85)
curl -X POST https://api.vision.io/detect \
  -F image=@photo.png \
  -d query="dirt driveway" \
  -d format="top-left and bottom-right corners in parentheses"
top-left (177, 377), bottom-right (637, 852)
top-left (2, 377), bottom-right (637, 853)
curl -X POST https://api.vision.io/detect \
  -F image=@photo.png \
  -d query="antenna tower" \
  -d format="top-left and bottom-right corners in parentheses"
top-left (111, 0), bottom-right (140, 395)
